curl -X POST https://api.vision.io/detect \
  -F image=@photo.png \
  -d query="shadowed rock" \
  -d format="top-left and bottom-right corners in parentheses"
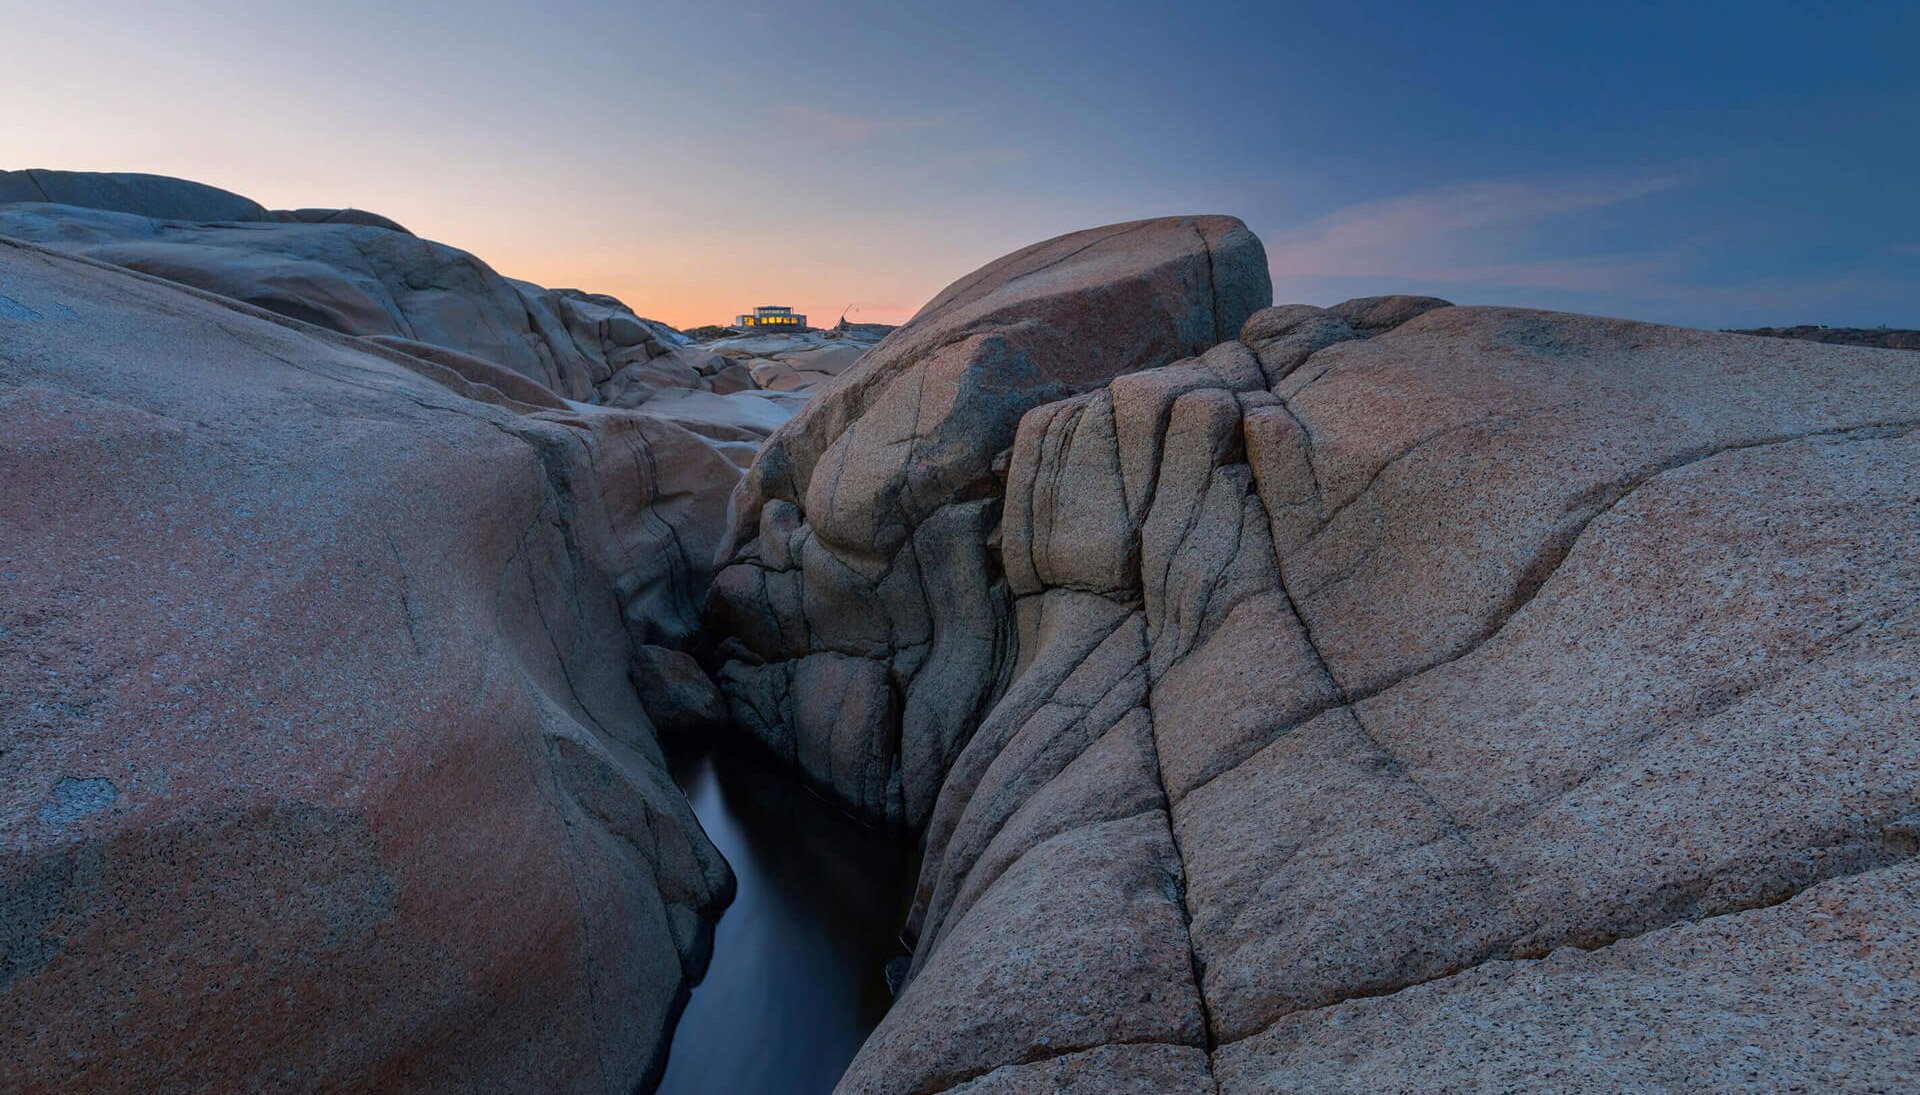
top-left (0, 168), bottom-right (271, 222)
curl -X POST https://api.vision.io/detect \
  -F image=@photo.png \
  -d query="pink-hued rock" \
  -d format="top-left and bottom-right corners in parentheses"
top-left (708, 216), bottom-right (1271, 829)
top-left (0, 238), bottom-right (731, 1095)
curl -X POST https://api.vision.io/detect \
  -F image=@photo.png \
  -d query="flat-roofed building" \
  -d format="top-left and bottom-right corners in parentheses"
top-left (734, 305), bottom-right (807, 329)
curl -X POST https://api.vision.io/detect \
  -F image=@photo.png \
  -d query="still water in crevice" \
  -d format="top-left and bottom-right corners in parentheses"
top-left (656, 742), bottom-right (915, 1095)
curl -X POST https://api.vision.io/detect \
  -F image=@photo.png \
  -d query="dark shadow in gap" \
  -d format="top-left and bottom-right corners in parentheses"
top-left (654, 737), bottom-right (916, 1095)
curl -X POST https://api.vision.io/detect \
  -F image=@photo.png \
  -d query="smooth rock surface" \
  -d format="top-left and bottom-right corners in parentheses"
top-left (0, 238), bottom-right (733, 1094)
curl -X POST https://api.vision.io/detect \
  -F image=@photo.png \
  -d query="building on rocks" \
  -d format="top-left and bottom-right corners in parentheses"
top-left (735, 304), bottom-right (808, 329)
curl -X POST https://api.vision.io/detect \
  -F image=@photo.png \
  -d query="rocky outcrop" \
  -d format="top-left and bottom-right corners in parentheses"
top-left (1731, 324), bottom-right (1920, 352)
top-left (0, 177), bottom-right (700, 405)
top-left (705, 216), bottom-right (1272, 829)
top-left (693, 220), bottom-right (1920, 1092)
top-left (0, 237), bottom-right (737, 1094)
top-left (695, 330), bottom-right (883, 393)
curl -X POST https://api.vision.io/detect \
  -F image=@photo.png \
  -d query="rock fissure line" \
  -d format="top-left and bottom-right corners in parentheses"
top-left (1300, 407), bottom-right (1555, 548)
top-left (624, 425), bottom-right (702, 639)
top-left (1192, 220), bottom-right (1221, 345)
top-left (1267, 396), bottom-right (1326, 512)
top-left (1139, 686), bottom-right (1224, 1069)
top-left (381, 527), bottom-right (425, 656)
top-left (1002, 222), bottom-right (1151, 292)
top-left (1340, 416), bottom-right (1920, 709)
top-left (912, 1035), bottom-right (1205, 1095)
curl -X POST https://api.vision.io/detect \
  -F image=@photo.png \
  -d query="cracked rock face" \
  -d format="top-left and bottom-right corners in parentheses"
top-left (799, 272), bottom-right (1920, 1091)
top-left (706, 215), bottom-right (1272, 829)
top-left (0, 239), bottom-right (734, 1094)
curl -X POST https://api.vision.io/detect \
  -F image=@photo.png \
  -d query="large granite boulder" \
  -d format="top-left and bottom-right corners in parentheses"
top-left (706, 216), bottom-right (1271, 829)
top-left (0, 238), bottom-right (736, 1093)
top-left (809, 288), bottom-right (1920, 1092)
top-left (0, 176), bottom-right (694, 404)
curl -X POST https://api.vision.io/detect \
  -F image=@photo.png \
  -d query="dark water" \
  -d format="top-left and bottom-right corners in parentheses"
top-left (656, 743), bottom-right (914, 1095)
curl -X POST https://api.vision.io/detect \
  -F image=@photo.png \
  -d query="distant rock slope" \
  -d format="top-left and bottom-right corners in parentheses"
top-left (0, 237), bottom-right (737, 1094)
top-left (1731, 324), bottom-right (1920, 351)
top-left (696, 328), bottom-right (888, 393)
top-left (705, 216), bottom-right (1271, 830)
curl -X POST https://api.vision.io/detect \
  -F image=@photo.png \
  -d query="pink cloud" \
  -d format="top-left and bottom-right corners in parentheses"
top-left (778, 104), bottom-right (945, 144)
top-left (1266, 175), bottom-right (1684, 289)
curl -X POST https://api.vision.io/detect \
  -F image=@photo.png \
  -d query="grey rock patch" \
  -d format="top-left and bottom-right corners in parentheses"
top-left (36, 776), bottom-right (118, 828)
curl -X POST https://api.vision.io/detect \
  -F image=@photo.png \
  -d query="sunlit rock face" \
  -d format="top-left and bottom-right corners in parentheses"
top-left (0, 237), bottom-right (737, 1095)
top-left (696, 214), bottom-right (1920, 1093)
top-left (704, 215), bottom-right (1271, 831)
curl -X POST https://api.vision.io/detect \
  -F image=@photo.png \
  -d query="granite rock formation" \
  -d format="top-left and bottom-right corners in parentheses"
top-left (0, 173), bottom-right (714, 408)
top-left (0, 237), bottom-right (737, 1094)
top-left (9, 175), bottom-right (1917, 1095)
top-left (809, 283), bottom-right (1920, 1093)
top-left (705, 216), bottom-right (1272, 829)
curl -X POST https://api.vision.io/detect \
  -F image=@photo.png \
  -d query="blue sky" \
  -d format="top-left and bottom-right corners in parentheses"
top-left (6, 0), bottom-right (1917, 328)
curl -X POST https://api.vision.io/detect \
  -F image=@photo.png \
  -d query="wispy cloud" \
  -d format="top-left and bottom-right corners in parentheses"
top-left (1266, 175), bottom-right (1684, 290)
top-left (933, 147), bottom-right (1030, 170)
top-left (778, 104), bottom-right (946, 144)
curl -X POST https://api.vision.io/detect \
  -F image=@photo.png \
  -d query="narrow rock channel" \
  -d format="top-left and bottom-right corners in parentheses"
top-left (655, 743), bottom-right (915, 1095)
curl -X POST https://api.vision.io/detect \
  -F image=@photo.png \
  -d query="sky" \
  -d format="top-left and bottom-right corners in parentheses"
top-left (5, 0), bottom-right (1918, 330)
